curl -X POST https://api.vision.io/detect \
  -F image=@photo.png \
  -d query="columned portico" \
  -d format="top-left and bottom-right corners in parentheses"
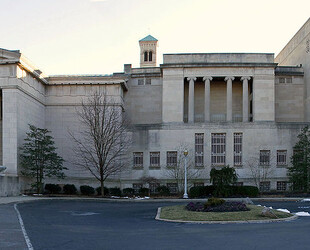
top-left (241, 76), bottom-right (251, 122)
top-left (187, 77), bottom-right (196, 123)
top-left (203, 76), bottom-right (212, 122)
top-left (224, 76), bottom-right (234, 122)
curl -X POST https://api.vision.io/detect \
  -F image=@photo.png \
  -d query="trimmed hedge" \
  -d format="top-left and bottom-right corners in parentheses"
top-left (45, 184), bottom-right (61, 194)
top-left (139, 187), bottom-right (149, 196)
top-left (123, 188), bottom-right (135, 196)
top-left (109, 187), bottom-right (122, 196)
top-left (63, 184), bottom-right (77, 195)
top-left (156, 186), bottom-right (170, 196)
top-left (96, 186), bottom-right (109, 196)
top-left (189, 185), bottom-right (259, 198)
top-left (80, 185), bottom-right (95, 196)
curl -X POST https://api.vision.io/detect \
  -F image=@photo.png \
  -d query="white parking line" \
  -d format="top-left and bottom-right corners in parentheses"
top-left (14, 203), bottom-right (34, 250)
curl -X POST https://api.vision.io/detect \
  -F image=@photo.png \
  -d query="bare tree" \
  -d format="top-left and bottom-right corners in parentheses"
top-left (246, 155), bottom-right (274, 191)
top-left (163, 143), bottom-right (202, 193)
top-left (69, 91), bottom-right (130, 196)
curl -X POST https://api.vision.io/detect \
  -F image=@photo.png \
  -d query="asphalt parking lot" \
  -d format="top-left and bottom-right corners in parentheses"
top-left (1, 199), bottom-right (310, 250)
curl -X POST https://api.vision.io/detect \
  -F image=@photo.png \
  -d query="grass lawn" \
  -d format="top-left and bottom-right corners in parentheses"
top-left (160, 205), bottom-right (293, 221)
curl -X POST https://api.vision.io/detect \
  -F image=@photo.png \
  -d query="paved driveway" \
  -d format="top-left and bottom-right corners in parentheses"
top-left (11, 200), bottom-right (310, 250)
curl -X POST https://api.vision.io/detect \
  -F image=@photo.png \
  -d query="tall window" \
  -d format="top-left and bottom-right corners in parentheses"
top-left (149, 51), bottom-right (153, 61)
top-left (259, 150), bottom-right (270, 166)
top-left (144, 51), bottom-right (148, 61)
top-left (195, 133), bottom-right (204, 167)
top-left (211, 133), bottom-right (226, 166)
top-left (234, 133), bottom-right (242, 166)
top-left (133, 152), bottom-right (143, 168)
top-left (150, 152), bottom-right (160, 168)
top-left (167, 151), bottom-right (177, 167)
top-left (277, 150), bottom-right (287, 166)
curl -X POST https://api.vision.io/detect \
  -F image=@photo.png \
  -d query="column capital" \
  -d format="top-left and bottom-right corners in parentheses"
top-left (241, 76), bottom-right (251, 81)
top-left (203, 76), bottom-right (213, 82)
top-left (224, 76), bottom-right (235, 82)
top-left (187, 77), bottom-right (197, 82)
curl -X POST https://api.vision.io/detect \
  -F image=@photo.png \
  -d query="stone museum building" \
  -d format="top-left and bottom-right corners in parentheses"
top-left (1, 19), bottom-right (310, 196)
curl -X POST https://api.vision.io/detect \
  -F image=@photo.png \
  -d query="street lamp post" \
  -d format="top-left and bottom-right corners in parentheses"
top-left (183, 150), bottom-right (188, 199)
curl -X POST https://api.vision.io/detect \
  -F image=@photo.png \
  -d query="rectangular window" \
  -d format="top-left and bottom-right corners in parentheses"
top-left (211, 133), bottom-right (226, 166)
top-left (259, 150), bottom-right (270, 166)
top-left (145, 78), bottom-right (152, 85)
top-left (195, 133), bottom-right (204, 167)
top-left (150, 152), bottom-right (160, 168)
top-left (150, 183), bottom-right (160, 194)
top-left (277, 150), bottom-right (287, 166)
top-left (234, 133), bottom-right (242, 166)
top-left (138, 79), bottom-right (144, 85)
top-left (167, 151), bottom-right (177, 167)
top-left (259, 181), bottom-right (270, 192)
top-left (133, 152), bottom-right (143, 168)
top-left (194, 182), bottom-right (204, 187)
top-left (277, 181), bottom-right (287, 191)
top-left (167, 183), bottom-right (178, 194)
top-left (286, 77), bottom-right (292, 84)
top-left (234, 182), bottom-right (244, 187)
top-left (279, 77), bottom-right (285, 83)
top-left (133, 183), bottom-right (143, 194)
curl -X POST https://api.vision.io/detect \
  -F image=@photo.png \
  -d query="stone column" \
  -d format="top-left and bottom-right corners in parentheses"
top-left (203, 76), bottom-right (212, 122)
top-left (241, 76), bottom-right (251, 122)
top-left (187, 77), bottom-right (196, 123)
top-left (224, 76), bottom-right (234, 122)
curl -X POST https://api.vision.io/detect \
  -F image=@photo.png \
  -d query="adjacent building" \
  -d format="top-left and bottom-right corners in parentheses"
top-left (1, 19), bottom-right (310, 196)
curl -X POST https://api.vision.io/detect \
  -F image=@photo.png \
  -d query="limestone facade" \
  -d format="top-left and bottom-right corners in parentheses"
top-left (1, 21), bottom-right (310, 195)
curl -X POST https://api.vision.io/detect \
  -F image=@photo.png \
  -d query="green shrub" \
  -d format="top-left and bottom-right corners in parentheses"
top-left (80, 185), bottom-right (95, 196)
top-left (63, 184), bottom-right (77, 195)
top-left (205, 197), bottom-right (225, 208)
top-left (123, 188), bottom-right (134, 196)
top-left (156, 186), bottom-right (170, 196)
top-left (238, 186), bottom-right (259, 197)
top-left (109, 187), bottom-right (121, 196)
top-left (139, 187), bottom-right (149, 196)
top-left (189, 186), bottom-right (215, 198)
top-left (96, 186), bottom-right (109, 196)
top-left (45, 184), bottom-right (61, 194)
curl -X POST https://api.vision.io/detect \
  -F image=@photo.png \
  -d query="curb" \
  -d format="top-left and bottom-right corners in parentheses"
top-left (155, 207), bottom-right (299, 224)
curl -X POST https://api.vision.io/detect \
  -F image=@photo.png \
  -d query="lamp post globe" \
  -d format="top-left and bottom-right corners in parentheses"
top-left (183, 150), bottom-right (188, 199)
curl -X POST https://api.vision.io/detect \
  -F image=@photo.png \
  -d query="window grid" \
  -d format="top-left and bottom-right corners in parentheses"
top-left (259, 181), bottom-right (270, 192)
top-left (133, 183), bottom-right (143, 194)
top-left (211, 133), bottom-right (226, 166)
top-left (277, 150), bottom-right (287, 166)
top-left (167, 183), bottom-right (178, 194)
top-left (133, 152), bottom-right (143, 168)
top-left (150, 183), bottom-right (160, 194)
top-left (195, 133), bottom-right (204, 167)
top-left (234, 133), bottom-right (242, 166)
top-left (260, 150), bottom-right (270, 166)
top-left (145, 78), bottom-right (151, 85)
top-left (150, 152), bottom-right (160, 168)
top-left (167, 151), bottom-right (177, 167)
top-left (277, 181), bottom-right (287, 191)
top-left (138, 79), bottom-right (144, 85)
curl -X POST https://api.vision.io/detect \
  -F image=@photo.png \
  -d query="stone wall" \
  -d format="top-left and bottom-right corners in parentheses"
top-left (0, 176), bottom-right (19, 196)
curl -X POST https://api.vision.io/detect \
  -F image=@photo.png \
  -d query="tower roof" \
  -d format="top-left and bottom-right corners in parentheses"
top-left (139, 35), bottom-right (158, 42)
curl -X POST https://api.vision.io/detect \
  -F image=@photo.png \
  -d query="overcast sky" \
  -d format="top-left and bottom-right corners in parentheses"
top-left (1, 0), bottom-right (309, 75)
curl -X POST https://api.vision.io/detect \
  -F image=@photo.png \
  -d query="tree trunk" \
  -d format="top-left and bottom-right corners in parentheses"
top-left (101, 181), bottom-right (104, 197)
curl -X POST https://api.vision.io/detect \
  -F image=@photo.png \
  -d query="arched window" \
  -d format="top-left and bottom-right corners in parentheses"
top-left (149, 51), bottom-right (153, 61)
top-left (144, 51), bottom-right (148, 62)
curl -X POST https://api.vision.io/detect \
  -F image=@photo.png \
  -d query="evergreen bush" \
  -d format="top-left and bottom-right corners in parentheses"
top-left (80, 185), bottom-right (95, 195)
top-left (45, 184), bottom-right (61, 194)
top-left (63, 184), bottom-right (77, 195)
